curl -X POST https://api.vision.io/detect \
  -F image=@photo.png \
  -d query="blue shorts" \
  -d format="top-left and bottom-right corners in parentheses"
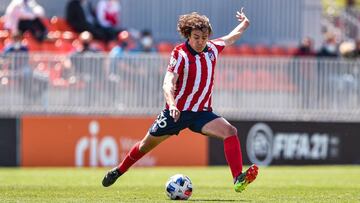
top-left (149, 109), bottom-right (220, 136)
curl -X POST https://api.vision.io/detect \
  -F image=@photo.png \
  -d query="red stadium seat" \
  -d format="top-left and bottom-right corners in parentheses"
top-left (3, 37), bottom-right (11, 47)
top-left (270, 46), bottom-right (287, 56)
top-left (157, 42), bottom-right (174, 54)
top-left (55, 39), bottom-right (74, 53)
top-left (0, 30), bottom-right (10, 43)
top-left (0, 16), bottom-right (5, 30)
top-left (50, 16), bottom-right (73, 32)
top-left (253, 45), bottom-right (271, 56)
top-left (222, 45), bottom-right (239, 55)
top-left (40, 17), bottom-right (51, 31)
top-left (0, 41), bottom-right (4, 51)
top-left (41, 41), bottom-right (57, 52)
top-left (62, 31), bottom-right (77, 40)
top-left (23, 34), bottom-right (41, 51)
top-left (92, 40), bottom-right (106, 52)
top-left (238, 44), bottom-right (255, 56)
top-left (47, 30), bottom-right (62, 40)
top-left (107, 40), bottom-right (118, 51)
top-left (286, 47), bottom-right (299, 56)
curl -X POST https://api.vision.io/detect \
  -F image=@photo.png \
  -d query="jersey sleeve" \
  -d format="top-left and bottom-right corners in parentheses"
top-left (209, 39), bottom-right (226, 54)
top-left (167, 49), bottom-right (184, 74)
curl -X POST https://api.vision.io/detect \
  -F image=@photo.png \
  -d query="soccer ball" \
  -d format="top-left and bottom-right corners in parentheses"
top-left (165, 174), bottom-right (193, 200)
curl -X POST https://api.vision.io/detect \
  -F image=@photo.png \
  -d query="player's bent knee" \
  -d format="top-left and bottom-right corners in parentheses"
top-left (226, 125), bottom-right (237, 136)
top-left (217, 125), bottom-right (237, 140)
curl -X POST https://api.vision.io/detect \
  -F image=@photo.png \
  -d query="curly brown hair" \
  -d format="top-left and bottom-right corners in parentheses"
top-left (177, 12), bottom-right (213, 39)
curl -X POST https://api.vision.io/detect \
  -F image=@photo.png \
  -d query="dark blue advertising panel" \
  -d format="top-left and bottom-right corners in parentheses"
top-left (209, 121), bottom-right (360, 166)
top-left (0, 118), bottom-right (18, 166)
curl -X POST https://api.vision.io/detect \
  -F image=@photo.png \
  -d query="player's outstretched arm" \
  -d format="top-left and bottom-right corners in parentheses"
top-left (221, 7), bottom-right (250, 46)
top-left (163, 71), bottom-right (180, 122)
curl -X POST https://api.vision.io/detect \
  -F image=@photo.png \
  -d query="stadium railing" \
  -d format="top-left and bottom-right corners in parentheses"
top-left (0, 53), bottom-right (359, 122)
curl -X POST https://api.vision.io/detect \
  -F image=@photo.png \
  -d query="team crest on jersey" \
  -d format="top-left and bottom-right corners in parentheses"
top-left (208, 51), bottom-right (215, 61)
top-left (169, 56), bottom-right (177, 68)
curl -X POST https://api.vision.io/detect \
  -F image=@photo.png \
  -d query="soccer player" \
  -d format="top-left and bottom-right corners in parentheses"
top-left (102, 8), bottom-right (259, 192)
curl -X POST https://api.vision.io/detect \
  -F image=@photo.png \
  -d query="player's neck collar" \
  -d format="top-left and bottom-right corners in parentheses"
top-left (185, 40), bottom-right (208, 56)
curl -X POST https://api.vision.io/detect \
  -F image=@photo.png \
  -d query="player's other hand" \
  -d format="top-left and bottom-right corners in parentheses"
top-left (236, 7), bottom-right (249, 24)
top-left (169, 104), bottom-right (180, 122)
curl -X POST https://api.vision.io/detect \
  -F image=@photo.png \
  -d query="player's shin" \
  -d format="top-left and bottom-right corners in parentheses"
top-left (223, 135), bottom-right (243, 180)
top-left (117, 142), bottom-right (146, 173)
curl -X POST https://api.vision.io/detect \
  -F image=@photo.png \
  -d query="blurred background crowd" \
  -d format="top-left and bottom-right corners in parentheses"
top-left (0, 0), bottom-right (158, 55)
top-left (0, 0), bottom-right (359, 58)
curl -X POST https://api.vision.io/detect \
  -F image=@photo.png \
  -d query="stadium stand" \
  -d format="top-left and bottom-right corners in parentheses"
top-left (221, 45), bottom-right (240, 56)
top-left (238, 44), bottom-right (255, 56)
top-left (157, 42), bottom-right (174, 54)
top-left (269, 46), bottom-right (288, 56)
top-left (253, 45), bottom-right (271, 56)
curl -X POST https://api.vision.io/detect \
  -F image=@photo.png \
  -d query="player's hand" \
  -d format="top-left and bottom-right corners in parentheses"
top-left (236, 7), bottom-right (249, 23)
top-left (169, 104), bottom-right (180, 122)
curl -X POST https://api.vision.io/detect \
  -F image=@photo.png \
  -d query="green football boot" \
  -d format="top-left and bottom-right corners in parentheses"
top-left (234, 164), bottom-right (259, 193)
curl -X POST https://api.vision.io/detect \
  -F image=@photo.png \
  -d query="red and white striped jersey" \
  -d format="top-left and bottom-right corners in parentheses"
top-left (166, 39), bottom-right (225, 112)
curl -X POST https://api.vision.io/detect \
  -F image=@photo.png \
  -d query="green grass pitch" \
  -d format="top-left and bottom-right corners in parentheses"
top-left (0, 166), bottom-right (359, 202)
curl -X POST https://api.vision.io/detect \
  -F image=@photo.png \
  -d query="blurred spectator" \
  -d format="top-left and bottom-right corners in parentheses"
top-left (294, 37), bottom-right (316, 57)
top-left (3, 33), bottom-right (29, 53)
top-left (96, 0), bottom-right (121, 29)
top-left (109, 30), bottom-right (135, 57)
top-left (65, 0), bottom-right (115, 42)
top-left (3, 0), bottom-right (47, 42)
top-left (317, 32), bottom-right (338, 58)
top-left (2, 33), bottom-right (29, 78)
top-left (73, 31), bottom-right (99, 53)
top-left (68, 30), bottom-right (106, 105)
top-left (2, 32), bottom-right (47, 101)
top-left (108, 30), bottom-right (136, 83)
top-left (347, 0), bottom-right (355, 7)
top-left (355, 39), bottom-right (360, 57)
top-left (67, 31), bottom-right (99, 79)
top-left (339, 40), bottom-right (357, 58)
top-left (291, 37), bottom-right (316, 108)
top-left (133, 29), bottom-right (157, 53)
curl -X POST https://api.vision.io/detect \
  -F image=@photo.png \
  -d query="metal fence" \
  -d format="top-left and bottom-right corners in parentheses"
top-left (1, 52), bottom-right (360, 121)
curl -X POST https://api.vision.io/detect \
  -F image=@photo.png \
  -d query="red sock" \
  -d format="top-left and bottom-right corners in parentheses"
top-left (118, 142), bottom-right (146, 174)
top-left (224, 135), bottom-right (243, 179)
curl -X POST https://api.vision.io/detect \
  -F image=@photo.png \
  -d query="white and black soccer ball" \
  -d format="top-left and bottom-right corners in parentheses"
top-left (165, 174), bottom-right (193, 200)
